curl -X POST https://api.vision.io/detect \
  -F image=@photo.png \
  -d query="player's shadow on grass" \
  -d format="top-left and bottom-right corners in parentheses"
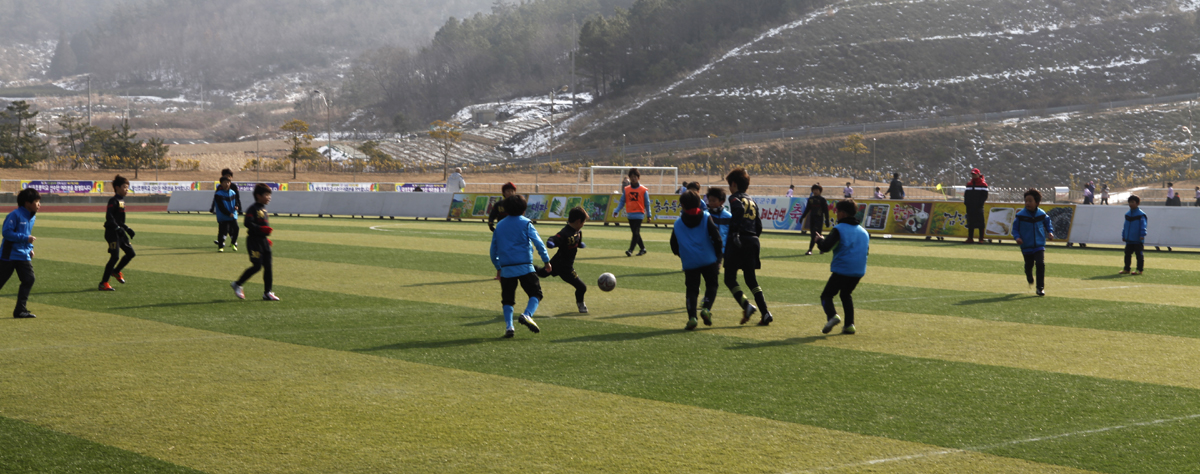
top-left (113, 299), bottom-right (231, 309)
top-left (589, 309), bottom-right (683, 320)
top-left (1085, 274), bottom-right (1127, 280)
top-left (402, 278), bottom-right (494, 288)
top-left (552, 329), bottom-right (679, 343)
top-left (30, 289), bottom-right (98, 296)
top-left (953, 294), bottom-right (1033, 305)
top-left (356, 338), bottom-right (502, 351)
top-left (726, 335), bottom-right (828, 349)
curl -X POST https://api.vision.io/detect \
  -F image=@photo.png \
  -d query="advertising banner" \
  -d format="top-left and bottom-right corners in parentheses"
top-left (755, 196), bottom-right (808, 231)
top-left (607, 194), bottom-right (684, 225)
top-left (448, 193), bottom-right (613, 223)
top-left (397, 183), bottom-right (448, 193)
top-left (850, 200), bottom-right (934, 235)
top-left (21, 180), bottom-right (103, 194)
top-left (221, 182), bottom-right (286, 192)
top-left (449, 193), bottom-right (501, 220)
top-left (129, 181), bottom-right (197, 194)
top-left (307, 182), bottom-right (375, 192)
top-left (926, 201), bottom-right (1074, 241)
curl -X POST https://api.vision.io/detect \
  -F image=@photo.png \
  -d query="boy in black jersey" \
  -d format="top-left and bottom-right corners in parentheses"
top-left (537, 207), bottom-right (590, 313)
top-left (209, 168), bottom-right (243, 215)
top-left (723, 168), bottom-right (773, 326)
top-left (487, 182), bottom-right (518, 232)
top-left (231, 184), bottom-right (279, 301)
top-left (100, 175), bottom-right (136, 291)
top-left (798, 184), bottom-right (829, 255)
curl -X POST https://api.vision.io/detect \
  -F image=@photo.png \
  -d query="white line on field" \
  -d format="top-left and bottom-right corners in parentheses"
top-left (799, 413), bottom-right (1200, 472)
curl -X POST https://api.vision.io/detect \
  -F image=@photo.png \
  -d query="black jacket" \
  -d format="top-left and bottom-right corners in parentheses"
top-left (887, 179), bottom-right (904, 199)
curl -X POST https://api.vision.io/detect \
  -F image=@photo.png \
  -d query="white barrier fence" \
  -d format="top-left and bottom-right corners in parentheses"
top-left (1068, 205), bottom-right (1200, 249)
top-left (166, 191), bottom-right (452, 219)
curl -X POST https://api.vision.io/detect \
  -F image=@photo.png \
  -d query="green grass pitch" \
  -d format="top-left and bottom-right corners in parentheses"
top-left (3, 212), bottom-right (1200, 473)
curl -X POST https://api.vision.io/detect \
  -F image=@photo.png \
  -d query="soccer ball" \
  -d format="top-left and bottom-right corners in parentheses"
top-left (597, 273), bottom-right (616, 292)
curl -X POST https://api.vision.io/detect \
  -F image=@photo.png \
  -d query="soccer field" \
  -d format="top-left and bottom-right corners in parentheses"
top-left (3, 212), bottom-right (1200, 473)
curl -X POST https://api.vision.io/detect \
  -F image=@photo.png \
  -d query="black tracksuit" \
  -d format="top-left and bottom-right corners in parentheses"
top-left (487, 199), bottom-right (508, 232)
top-left (101, 195), bottom-right (136, 284)
top-left (799, 194), bottom-right (829, 251)
top-left (236, 202), bottom-right (273, 293)
top-left (723, 192), bottom-right (770, 315)
top-left (537, 224), bottom-right (588, 303)
top-left (964, 183), bottom-right (989, 239)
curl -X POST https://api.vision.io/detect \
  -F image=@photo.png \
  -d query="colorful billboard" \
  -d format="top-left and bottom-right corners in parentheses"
top-left (308, 182), bottom-right (375, 192)
top-left (448, 193), bottom-right (612, 222)
top-left (21, 180), bottom-right (104, 194)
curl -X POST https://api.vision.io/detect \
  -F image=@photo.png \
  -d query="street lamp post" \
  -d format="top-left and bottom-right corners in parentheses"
top-left (154, 123), bottom-right (160, 181)
top-left (871, 137), bottom-right (876, 180)
top-left (313, 90), bottom-right (332, 170)
top-left (255, 126), bottom-right (261, 182)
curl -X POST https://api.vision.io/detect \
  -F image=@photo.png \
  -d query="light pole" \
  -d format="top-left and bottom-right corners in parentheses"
top-left (154, 122), bottom-right (160, 181)
top-left (871, 137), bottom-right (876, 180)
top-left (789, 137), bottom-right (794, 186)
top-left (255, 126), bottom-right (261, 182)
top-left (313, 90), bottom-right (332, 170)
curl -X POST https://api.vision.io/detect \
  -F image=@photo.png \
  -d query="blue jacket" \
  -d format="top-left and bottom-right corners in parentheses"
top-left (709, 208), bottom-right (732, 248)
top-left (1122, 208), bottom-right (1147, 243)
top-left (1012, 207), bottom-right (1054, 254)
top-left (1, 207), bottom-right (36, 262)
top-left (824, 219), bottom-right (869, 277)
top-left (491, 215), bottom-right (550, 278)
top-left (213, 188), bottom-right (239, 222)
top-left (670, 211), bottom-right (723, 270)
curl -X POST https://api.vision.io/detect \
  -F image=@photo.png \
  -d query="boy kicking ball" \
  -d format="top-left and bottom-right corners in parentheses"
top-left (816, 199), bottom-right (869, 335)
top-left (231, 184), bottom-right (279, 301)
top-left (100, 175), bottom-right (136, 291)
top-left (671, 191), bottom-right (724, 330)
top-left (1012, 188), bottom-right (1055, 297)
top-left (538, 207), bottom-right (590, 313)
top-left (491, 195), bottom-right (549, 338)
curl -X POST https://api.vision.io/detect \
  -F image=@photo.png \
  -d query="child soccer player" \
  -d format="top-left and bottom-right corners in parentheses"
top-left (798, 184), bottom-right (829, 255)
top-left (538, 207), bottom-right (590, 313)
top-left (843, 182), bottom-right (854, 199)
top-left (2, 188), bottom-right (40, 318)
top-left (1119, 195), bottom-right (1147, 275)
top-left (212, 176), bottom-right (239, 252)
top-left (100, 175), bottom-right (136, 291)
top-left (686, 181), bottom-right (705, 211)
top-left (671, 191), bottom-right (724, 330)
top-left (1012, 188), bottom-right (1055, 296)
top-left (209, 168), bottom-right (243, 215)
top-left (815, 199), bottom-right (869, 335)
top-left (487, 182), bottom-right (518, 232)
top-left (612, 168), bottom-right (653, 257)
top-left (231, 184), bottom-right (279, 301)
top-left (491, 195), bottom-right (549, 338)
top-left (706, 188), bottom-right (731, 249)
top-left (724, 168), bottom-right (773, 326)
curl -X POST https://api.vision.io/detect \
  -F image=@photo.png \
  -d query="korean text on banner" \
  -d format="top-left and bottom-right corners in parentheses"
top-left (607, 194), bottom-right (683, 225)
top-left (754, 196), bottom-right (808, 231)
top-left (128, 181), bottom-right (197, 194)
top-left (397, 183), bottom-right (448, 193)
top-left (21, 180), bottom-right (103, 194)
top-left (224, 182), bottom-right (285, 192)
top-left (307, 182), bottom-right (375, 192)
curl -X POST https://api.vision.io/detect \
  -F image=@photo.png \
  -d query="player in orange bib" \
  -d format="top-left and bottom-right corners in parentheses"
top-left (612, 168), bottom-right (653, 256)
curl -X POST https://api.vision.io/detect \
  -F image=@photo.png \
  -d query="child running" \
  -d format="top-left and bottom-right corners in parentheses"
top-left (491, 195), bottom-right (549, 338)
top-left (705, 188), bottom-right (731, 249)
top-left (724, 168), bottom-right (773, 326)
top-left (212, 176), bottom-right (239, 252)
top-left (612, 168), bottom-right (653, 257)
top-left (100, 175), bottom-right (136, 291)
top-left (816, 199), bottom-right (869, 335)
top-left (231, 184), bottom-right (280, 301)
top-left (799, 184), bottom-right (829, 255)
top-left (1012, 188), bottom-right (1055, 297)
top-left (1119, 195), bottom-right (1147, 275)
top-left (209, 168), bottom-right (243, 215)
top-left (671, 191), bottom-right (724, 330)
top-left (487, 182), bottom-right (518, 232)
top-left (2, 188), bottom-right (40, 318)
top-left (538, 207), bottom-right (590, 314)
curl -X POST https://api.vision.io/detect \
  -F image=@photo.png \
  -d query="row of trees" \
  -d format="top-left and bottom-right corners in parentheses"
top-left (0, 100), bottom-right (170, 176)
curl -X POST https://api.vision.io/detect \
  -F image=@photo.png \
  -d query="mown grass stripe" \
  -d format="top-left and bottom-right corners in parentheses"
top-left (0, 415), bottom-right (206, 474)
top-left (0, 302), bottom-right (1089, 474)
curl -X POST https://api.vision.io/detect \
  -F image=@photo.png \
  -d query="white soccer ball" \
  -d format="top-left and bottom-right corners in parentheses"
top-left (597, 273), bottom-right (617, 292)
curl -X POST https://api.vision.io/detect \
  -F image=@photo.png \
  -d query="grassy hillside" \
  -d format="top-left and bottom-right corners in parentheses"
top-left (578, 0), bottom-right (1200, 144)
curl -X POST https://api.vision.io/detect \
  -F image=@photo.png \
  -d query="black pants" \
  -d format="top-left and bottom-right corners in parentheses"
top-left (807, 226), bottom-right (823, 252)
top-left (684, 263), bottom-right (720, 318)
top-left (627, 218), bottom-right (645, 252)
top-left (724, 266), bottom-right (769, 313)
top-left (967, 227), bottom-right (984, 241)
top-left (237, 249), bottom-right (273, 293)
top-left (217, 220), bottom-right (239, 247)
top-left (1101, 197), bottom-right (1109, 205)
top-left (1124, 242), bottom-right (1145, 272)
top-left (820, 273), bottom-right (862, 326)
top-left (0, 260), bottom-right (34, 316)
top-left (538, 266), bottom-right (587, 303)
top-left (1023, 251), bottom-right (1045, 290)
top-left (102, 235), bottom-right (135, 284)
top-left (500, 272), bottom-right (543, 306)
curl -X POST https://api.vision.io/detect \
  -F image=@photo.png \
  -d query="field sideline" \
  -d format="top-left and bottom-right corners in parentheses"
top-left (2, 212), bottom-right (1200, 473)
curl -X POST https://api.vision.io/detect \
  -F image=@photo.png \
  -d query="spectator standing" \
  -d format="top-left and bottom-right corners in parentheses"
top-left (887, 173), bottom-right (905, 200)
top-left (447, 167), bottom-right (467, 193)
top-left (963, 168), bottom-right (989, 244)
top-left (1100, 184), bottom-right (1110, 205)
top-left (786, 185), bottom-right (794, 198)
top-left (843, 182), bottom-right (854, 199)
top-left (1082, 180), bottom-right (1095, 205)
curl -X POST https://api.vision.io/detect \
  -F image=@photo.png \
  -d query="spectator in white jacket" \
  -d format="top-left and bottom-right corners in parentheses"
top-left (447, 168), bottom-right (467, 192)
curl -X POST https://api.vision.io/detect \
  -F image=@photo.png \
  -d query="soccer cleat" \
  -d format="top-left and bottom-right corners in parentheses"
top-left (230, 282), bottom-right (245, 299)
top-left (218, 247), bottom-right (224, 252)
top-left (577, 302), bottom-right (588, 314)
top-left (98, 282), bottom-right (115, 291)
top-left (822, 315), bottom-right (842, 334)
top-left (739, 303), bottom-right (758, 325)
top-left (518, 314), bottom-right (540, 333)
top-left (1132, 271), bottom-right (1143, 275)
top-left (503, 329), bottom-right (515, 338)
top-left (757, 311), bottom-right (774, 326)
top-left (1036, 289), bottom-right (1045, 297)
top-left (13, 312), bottom-right (35, 318)
top-left (685, 317), bottom-right (698, 330)
top-left (263, 292), bottom-right (280, 301)
top-left (841, 325), bottom-right (856, 335)
top-left (1118, 270), bottom-right (1131, 274)
top-left (636, 249), bottom-right (647, 256)
top-left (214, 240), bottom-right (220, 247)
top-left (805, 251), bottom-right (813, 256)
top-left (116, 272), bottom-right (126, 284)
top-left (625, 250), bottom-right (633, 257)
top-left (700, 308), bottom-right (713, 326)
top-left (232, 244), bottom-right (238, 252)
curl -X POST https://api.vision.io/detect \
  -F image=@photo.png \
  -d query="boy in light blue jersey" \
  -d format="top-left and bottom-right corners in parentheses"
top-left (1012, 188), bottom-right (1055, 296)
top-left (212, 176), bottom-right (240, 252)
top-left (705, 187), bottom-right (731, 249)
top-left (1118, 194), bottom-right (1147, 275)
top-left (670, 191), bottom-right (725, 330)
top-left (490, 195), bottom-right (551, 338)
top-left (816, 199), bottom-right (869, 335)
top-left (2, 188), bottom-right (40, 318)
